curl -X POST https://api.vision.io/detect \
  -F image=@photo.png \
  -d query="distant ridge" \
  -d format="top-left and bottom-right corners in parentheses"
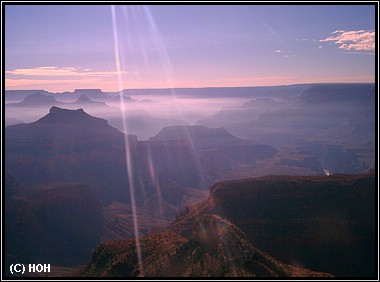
top-left (297, 83), bottom-right (375, 104)
top-left (150, 125), bottom-right (252, 149)
top-left (69, 95), bottom-right (109, 107)
top-left (5, 89), bottom-right (51, 101)
top-left (5, 106), bottom-right (133, 204)
top-left (74, 88), bottom-right (102, 92)
top-left (36, 106), bottom-right (108, 126)
top-left (5, 106), bottom-right (126, 146)
top-left (22, 92), bottom-right (56, 102)
top-left (6, 83), bottom-right (374, 100)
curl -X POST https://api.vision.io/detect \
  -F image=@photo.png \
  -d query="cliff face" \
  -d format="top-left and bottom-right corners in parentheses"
top-left (5, 107), bottom-right (323, 209)
top-left (5, 107), bottom-right (136, 204)
top-left (172, 173), bottom-right (376, 277)
top-left (80, 214), bottom-right (332, 278)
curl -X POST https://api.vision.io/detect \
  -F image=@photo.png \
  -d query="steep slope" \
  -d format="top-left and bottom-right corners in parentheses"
top-left (80, 214), bottom-right (332, 277)
top-left (5, 89), bottom-right (52, 102)
top-left (105, 110), bottom-right (189, 141)
top-left (150, 125), bottom-right (251, 150)
top-left (5, 107), bottom-right (206, 209)
top-left (149, 125), bottom-right (320, 184)
top-left (151, 126), bottom-right (325, 184)
top-left (137, 140), bottom-right (205, 188)
top-left (171, 172), bottom-right (376, 277)
top-left (8, 92), bottom-right (61, 106)
top-left (196, 83), bottom-right (375, 174)
top-left (5, 107), bottom-right (135, 204)
top-left (5, 92), bottom-right (65, 123)
top-left (6, 106), bottom-right (125, 143)
top-left (4, 175), bottom-right (103, 270)
top-left (297, 83), bottom-right (375, 105)
top-left (69, 94), bottom-right (109, 106)
top-left (5, 118), bottom-right (24, 127)
top-left (5, 108), bottom-right (325, 206)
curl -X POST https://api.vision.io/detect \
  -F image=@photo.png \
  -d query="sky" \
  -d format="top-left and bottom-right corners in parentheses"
top-left (4, 4), bottom-right (376, 92)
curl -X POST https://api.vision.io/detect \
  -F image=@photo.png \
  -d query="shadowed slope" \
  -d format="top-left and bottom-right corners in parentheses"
top-left (171, 173), bottom-right (376, 277)
top-left (80, 214), bottom-right (332, 277)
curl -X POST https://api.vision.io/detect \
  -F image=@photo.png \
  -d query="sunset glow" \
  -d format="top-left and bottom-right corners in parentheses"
top-left (4, 4), bottom-right (376, 92)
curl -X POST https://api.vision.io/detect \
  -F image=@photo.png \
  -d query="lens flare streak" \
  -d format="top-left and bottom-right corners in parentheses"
top-left (111, 5), bottom-right (144, 277)
top-left (110, 6), bottom-right (207, 276)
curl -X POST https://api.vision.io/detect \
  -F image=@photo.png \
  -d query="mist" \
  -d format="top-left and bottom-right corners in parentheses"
top-left (6, 90), bottom-right (252, 140)
top-left (4, 84), bottom-right (376, 278)
top-left (5, 84), bottom-right (375, 175)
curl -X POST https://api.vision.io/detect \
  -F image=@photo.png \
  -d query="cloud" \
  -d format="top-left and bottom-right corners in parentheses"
top-left (5, 77), bottom-right (129, 93)
top-left (5, 66), bottom-right (135, 92)
top-left (332, 29), bottom-right (346, 34)
top-left (6, 66), bottom-right (129, 77)
top-left (320, 30), bottom-right (375, 52)
top-left (274, 49), bottom-right (296, 58)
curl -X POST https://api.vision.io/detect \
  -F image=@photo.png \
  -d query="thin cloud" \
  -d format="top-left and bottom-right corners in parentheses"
top-left (5, 77), bottom-right (125, 92)
top-left (5, 67), bottom-right (133, 92)
top-left (5, 78), bottom-right (97, 87)
top-left (332, 29), bottom-right (346, 34)
top-left (320, 30), bottom-right (375, 52)
top-left (274, 49), bottom-right (295, 58)
top-left (6, 66), bottom-right (129, 77)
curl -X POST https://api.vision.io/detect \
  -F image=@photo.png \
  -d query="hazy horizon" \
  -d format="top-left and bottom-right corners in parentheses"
top-left (5, 81), bottom-right (375, 94)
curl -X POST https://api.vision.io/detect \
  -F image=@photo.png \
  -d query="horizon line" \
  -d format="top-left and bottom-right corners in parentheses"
top-left (5, 82), bottom-right (375, 94)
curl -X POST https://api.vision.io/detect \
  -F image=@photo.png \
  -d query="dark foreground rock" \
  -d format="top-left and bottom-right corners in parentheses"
top-left (80, 214), bottom-right (332, 277)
